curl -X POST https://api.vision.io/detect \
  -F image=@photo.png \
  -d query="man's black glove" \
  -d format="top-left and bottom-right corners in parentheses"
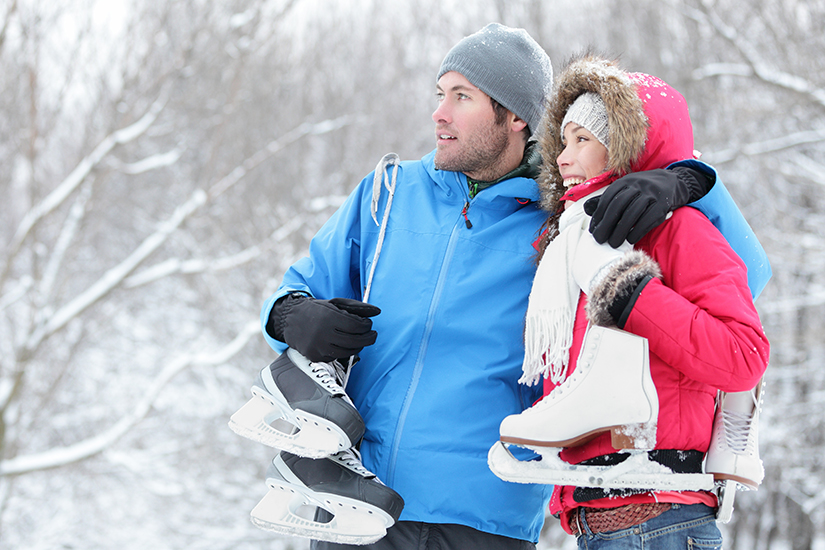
top-left (267, 294), bottom-right (381, 363)
top-left (584, 166), bottom-right (714, 248)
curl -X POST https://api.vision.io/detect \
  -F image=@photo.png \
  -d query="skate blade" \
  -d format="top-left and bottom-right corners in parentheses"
top-left (488, 441), bottom-right (715, 492)
top-left (714, 479), bottom-right (737, 523)
top-left (228, 387), bottom-right (347, 458)
top-left (250, 482), bottom-right (393, 545)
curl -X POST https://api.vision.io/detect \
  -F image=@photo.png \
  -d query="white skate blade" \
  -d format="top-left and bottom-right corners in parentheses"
top-left (715, 479), bottom-right (736, 523)
top-left (228, 386), bottom-right (347, 458)
top-left (488, 441), bottom-right (715, 492)
top-left (250, 481), bottom-right (393, 545)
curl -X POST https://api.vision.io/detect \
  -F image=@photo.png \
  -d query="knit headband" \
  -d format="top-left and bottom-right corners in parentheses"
top-left (561, 92), bottom-right (610, 148)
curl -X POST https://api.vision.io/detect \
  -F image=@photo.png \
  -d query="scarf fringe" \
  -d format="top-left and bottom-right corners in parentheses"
top-left (519, 189), bottom-right (607, 387)
top-left (519, 309), bottom-right (574, 386)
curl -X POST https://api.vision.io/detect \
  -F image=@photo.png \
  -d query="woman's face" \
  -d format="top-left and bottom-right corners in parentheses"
top-left (557, 123), bottom-right (609, 187)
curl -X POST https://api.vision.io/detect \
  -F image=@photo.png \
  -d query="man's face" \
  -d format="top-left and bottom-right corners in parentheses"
top-left (432, 71), bottom-right (511, 180)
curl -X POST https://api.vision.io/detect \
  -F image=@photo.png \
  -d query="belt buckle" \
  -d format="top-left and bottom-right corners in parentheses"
top-left (574, 508), bottom-right (584, 536)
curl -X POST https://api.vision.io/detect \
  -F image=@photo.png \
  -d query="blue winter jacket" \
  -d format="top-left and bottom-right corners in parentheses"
top-left (261, 149), bottom-right (771, 542)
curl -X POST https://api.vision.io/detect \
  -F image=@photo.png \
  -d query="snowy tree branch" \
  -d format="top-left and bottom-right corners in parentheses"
top-left (0, 0), bottom-right (17, 56)
top-left (207, 115), bottom-right (352, 199)
top-left (701, 129), bottom-right (825, 165)
top-left (123, 217), bottom-right (303, 289)
top-left (35, 181), bottom-right (93, 309)
top-left (686, 2), bottom-right (825, 108)
top-left (786, 152), bottom-right (825, 187)
top-left (757, 288), bottom-right (825, 315)
top-left (118, 147), bottom-right (184, 175)
top-left (21, 116), bottom-right (352, 353)
top-left (5, 92), bottom-right (168, 262)
top-left (0, 320), bottom-right (260, 476)
top-left (23, 187), bottom-right (208, 353)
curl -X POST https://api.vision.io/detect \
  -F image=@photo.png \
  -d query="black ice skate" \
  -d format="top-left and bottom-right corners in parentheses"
top-left (229, 348), bottom-right (365, 458)
top-left (250, 449), bottom-right (405, 545)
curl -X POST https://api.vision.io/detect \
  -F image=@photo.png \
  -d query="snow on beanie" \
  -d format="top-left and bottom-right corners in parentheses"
top-left (561, 92), bottom-right (610, 149)
top-left (437, 23), bottom-right (553, 135)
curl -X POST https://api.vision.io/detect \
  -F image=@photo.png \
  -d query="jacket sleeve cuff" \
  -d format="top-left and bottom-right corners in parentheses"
top-left (616, 275), bottom-right (654, 329)
top-left (262, 291), bottom-right (311, 342)
top-left (672, 165), bottom-right (714, 204)
top-left (585, 250), bottom-right (662, 327)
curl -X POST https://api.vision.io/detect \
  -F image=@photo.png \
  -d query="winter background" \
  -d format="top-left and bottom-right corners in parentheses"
top-left (1, 0), bottom-right (823, 548)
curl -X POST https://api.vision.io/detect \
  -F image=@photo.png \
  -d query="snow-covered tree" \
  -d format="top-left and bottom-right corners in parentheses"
top-left (1, 0), bottom-right (823, 549)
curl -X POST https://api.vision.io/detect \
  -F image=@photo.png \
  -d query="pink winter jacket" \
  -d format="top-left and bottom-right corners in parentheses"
top-left (547, 205), bottom-right (769, 530)
top-left (537, 62), bottom-right (771, 530)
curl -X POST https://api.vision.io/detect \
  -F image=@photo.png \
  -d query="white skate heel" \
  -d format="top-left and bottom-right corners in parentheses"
top-left (705, 379), bottom-right (765, 522)
top-left (500, 325), bottom-right (658, 451)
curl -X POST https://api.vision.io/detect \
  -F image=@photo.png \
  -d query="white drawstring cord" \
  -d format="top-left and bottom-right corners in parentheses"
top-left (344, 153), bottom-right (400, 385)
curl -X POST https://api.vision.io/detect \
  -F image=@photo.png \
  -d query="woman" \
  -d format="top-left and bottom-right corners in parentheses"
top-left (500, 55), bottom-right (770, 547)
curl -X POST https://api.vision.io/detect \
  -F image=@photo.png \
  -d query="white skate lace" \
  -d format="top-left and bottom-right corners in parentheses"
top-left (308, 360), bottom-right (348, 396)
top-left (534, 326), bottom-right (601, 406)
top-left (720, 410), bottom-right (756, 455)
top-left (533, 355), bottom-right (589, 407)
top-left (333, 448), bottom-right (377, 480)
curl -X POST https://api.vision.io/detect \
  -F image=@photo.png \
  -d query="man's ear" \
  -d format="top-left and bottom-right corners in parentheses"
top-left (510, 114), bottom-right (528, 134)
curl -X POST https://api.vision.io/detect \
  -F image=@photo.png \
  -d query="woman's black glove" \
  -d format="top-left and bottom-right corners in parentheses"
top-left (267, 294), bottom-right (381, 362)
top-left (585, 166), bottom-right (713, 248)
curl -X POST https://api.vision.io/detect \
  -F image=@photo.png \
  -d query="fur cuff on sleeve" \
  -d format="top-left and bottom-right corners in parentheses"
top-left (585, 250), bottom-right (662, 327)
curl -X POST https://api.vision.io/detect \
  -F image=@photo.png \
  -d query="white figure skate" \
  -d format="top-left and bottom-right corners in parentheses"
top-left (229, 348), bottom-right (364, 458)
top-left (705, 379), bottom-right (766, 523)
top-left (250, 449), bottom-right (404, 545)
top-left (489, 325), bottom-right (714, 492)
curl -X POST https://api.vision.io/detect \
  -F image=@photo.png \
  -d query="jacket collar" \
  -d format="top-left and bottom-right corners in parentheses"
top-left (425, 142), bottom-right (541, 202)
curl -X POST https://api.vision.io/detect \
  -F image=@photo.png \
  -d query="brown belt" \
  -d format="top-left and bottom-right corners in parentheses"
top-left (569, 503), bottom-right (672, 535)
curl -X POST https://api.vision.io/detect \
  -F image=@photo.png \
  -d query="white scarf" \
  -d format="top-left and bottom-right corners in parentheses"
top-left (519, 188), bottom-right (606, 386)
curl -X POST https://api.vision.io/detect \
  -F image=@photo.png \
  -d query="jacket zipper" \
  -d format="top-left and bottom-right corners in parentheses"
top-left (386, 175), bottom-right (469, 484)
top-left (462, 175), bottom-right (475, 228)
top-left (461, 201), bottom-right (473, 228)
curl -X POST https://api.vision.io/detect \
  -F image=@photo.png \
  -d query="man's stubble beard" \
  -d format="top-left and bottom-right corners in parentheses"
top-left (434, 120), bottom-right (511, 181)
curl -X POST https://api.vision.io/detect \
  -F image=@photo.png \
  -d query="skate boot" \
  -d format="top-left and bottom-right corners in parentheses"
top-left (500, 325), bottom-right (658, 450)
top-left (229, 348), bottom-right (365, 458)
top-left (489, 325), bottom-right (715, 493)
top-left (250, 449), bottom-right (405, 545)
top-left (705, 379), bottom-right (765, 522)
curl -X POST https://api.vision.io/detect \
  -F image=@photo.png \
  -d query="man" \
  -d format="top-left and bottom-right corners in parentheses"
top-left (243, 23), bottom-right (770, 549)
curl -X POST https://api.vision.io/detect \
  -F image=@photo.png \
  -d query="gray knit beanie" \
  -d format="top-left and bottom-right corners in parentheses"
top-left (437, 23), bottom-right (553, 135)
top-left (561, 92), bottom-right (610, 148)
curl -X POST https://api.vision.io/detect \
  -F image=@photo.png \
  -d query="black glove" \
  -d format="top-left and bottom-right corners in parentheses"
top-left (267, 294), bottom-right (381, 362)
top-left (584, 167), bottom-right (713, 248)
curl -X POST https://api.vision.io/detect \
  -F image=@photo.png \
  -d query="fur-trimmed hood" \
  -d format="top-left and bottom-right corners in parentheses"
top-left (537, 55), bottom-right (696, 215)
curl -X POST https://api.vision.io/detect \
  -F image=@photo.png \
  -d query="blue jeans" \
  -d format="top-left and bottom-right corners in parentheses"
top-left (576, 503), bottom-right (722, 550)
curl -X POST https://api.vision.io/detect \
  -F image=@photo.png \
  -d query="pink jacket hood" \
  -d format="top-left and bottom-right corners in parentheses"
top-left (537, 55), bottom-right (697, 211)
